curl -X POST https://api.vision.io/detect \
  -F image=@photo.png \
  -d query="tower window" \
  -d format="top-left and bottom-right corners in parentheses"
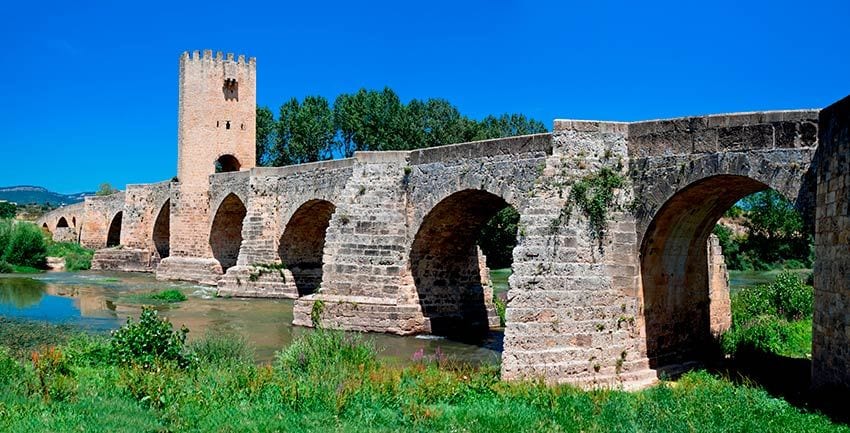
top-left (226, 121), bottom-right (231, 130)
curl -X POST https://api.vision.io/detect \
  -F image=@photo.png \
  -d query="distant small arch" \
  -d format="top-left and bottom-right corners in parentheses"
top-left (106, 211), bottom-right (123, 247)
top-left (72, 217), bottom-right (76, 227)
top-left (215, 154), bottom-right (241, 173)
top-left (57, 217), bottom-right (69, 228)
top-left (41, 223), bottom-right (50, 234)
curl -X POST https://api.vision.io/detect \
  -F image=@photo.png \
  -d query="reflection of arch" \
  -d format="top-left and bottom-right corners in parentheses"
top-left (57, 217), bottom-right (69, 228)
top-left (279, 200), bottom-right (336, 296)
top-left (215, 154), bottom-right (241, 173)
top-left (152, 200), bottom-right (170, 259)
top-left (641, 175), bottom-right (776, 367)
top-left (106, 211), bottom-right (123, 247)
top-left (210, 193), bottom-right (246, 272)
top-left (410, 189), bottom-right (510, 336)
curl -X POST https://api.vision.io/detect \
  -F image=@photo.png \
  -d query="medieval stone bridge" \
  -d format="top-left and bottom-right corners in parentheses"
top-left (37, 50), bottom-right (850, 391)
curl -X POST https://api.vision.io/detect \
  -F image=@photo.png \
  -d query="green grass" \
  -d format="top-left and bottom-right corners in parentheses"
top-left (11, 265), bottom-right (43, 274)
top-left (124, 289), bottom-right (187, 304)
top-left (0, 318), bottom-right (845, 432)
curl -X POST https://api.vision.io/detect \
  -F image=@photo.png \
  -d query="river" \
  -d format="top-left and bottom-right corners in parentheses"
top-left (0, 271), bottom-right (502, 365)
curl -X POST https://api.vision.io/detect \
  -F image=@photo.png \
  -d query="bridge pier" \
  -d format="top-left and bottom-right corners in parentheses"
top-left (812, 95), bottom-right (850, 392)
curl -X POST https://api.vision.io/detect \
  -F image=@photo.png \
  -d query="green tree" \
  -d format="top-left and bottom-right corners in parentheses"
top-left (333, 88), bottom-right (408, 155)
top-left (275, 96), bottom-right (335, 165)
top-left (95, 183), bottom-right (118, 196)
top-left (0, 202), bottom-right (16, 219)
top-left (472, 113), bottom-right (548, 140)
top-left (256, 106), bottom-right (276, 166)
top-left (741, 190), bottom-right (811, 268)
top-left (478, 207), bottom-right (520, 269)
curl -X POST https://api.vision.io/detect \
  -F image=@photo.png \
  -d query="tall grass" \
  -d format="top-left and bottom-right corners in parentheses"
top-left (46, 241), bottom-right (94, 271)
top-left (0, 316), bottom-right (845, 432)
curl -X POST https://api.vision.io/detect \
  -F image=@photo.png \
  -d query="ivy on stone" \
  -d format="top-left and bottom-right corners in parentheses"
top-left (567, 167), bottom-right (625, 241)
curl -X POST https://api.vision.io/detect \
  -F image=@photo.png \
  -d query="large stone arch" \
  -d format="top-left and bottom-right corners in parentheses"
top-left (409, 188), bottom-right (510, 335)
top-left (57, 217), bottom-right (69, 228)
top-left (210, 193), bottom-right (246, 272)
top-left (152, 199), bottom-right (170, 260)
top-left (630, 112), bottom-right (819, 369)
top-left (106, 211), bottom-right (123, 247)
top-left (278, 199), bottom-right (336, 297)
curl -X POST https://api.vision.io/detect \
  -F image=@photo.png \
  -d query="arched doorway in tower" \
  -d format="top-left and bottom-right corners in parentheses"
top-left (152, 200), bottom-right (170, 260)
top-left (210, 193), bottom-right (246, 272)
top-left (106, 212), bottom-right (123, 247)
top-left (57, 217), bottom-right (69, 228)
top-left (215, 155), bottom-right (241, 173)
top-left (641, 175), bottom-right (813, 370)
top-left (410, 189), bottom-right (518, 339)
top-left (279, 199), bottom-right (336, 297)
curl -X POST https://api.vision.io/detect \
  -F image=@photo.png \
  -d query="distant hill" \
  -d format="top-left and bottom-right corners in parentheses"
top-left (0, 186), bottom-right (92, 206)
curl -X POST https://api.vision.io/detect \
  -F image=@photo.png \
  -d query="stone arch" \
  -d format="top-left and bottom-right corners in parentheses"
top-left (279, 199), bottom-right (336, 296)
top-left (639, 174), bottom-right (805, 367)
top-left (106, 211), bottom-right (123, 247)
top-left (152, 199), bottom-right (170, 259)
top-left (41, 223), bottom-right (50, 234)
top-left (72, 217), bottom-right (76, 227)
top-left (409, 188), bottom-right (509, 336)
top-left (210, 193), bottom-right (246, 272)
top-left (215, 154), bottom-right (241, 173)
top-left (56, 217), bottom-right (69, 228)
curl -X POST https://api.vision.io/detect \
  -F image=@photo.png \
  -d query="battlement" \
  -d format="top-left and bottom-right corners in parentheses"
top-left (181, 49), bottom-right (256, 67)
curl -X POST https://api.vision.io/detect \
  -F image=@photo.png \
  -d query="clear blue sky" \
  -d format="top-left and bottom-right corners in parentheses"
top-left (2, 0), bottom-right (848, 193)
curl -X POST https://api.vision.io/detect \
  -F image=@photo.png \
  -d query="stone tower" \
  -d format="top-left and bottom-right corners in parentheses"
top-left (177, 50), bottom-right (256, 185)
top-left (158, 50), bottom-right (256, 284)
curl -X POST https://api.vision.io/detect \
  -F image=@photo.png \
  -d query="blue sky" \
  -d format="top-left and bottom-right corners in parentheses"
top-left (1, 0), bottom-right (848, 193)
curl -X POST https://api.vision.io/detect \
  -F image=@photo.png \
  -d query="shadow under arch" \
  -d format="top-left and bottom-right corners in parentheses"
top-left (210, 193), bottom-right (246, 272)
top-left (106, 212), bottom-right (123, 247)
top-left (152, 199), bottom-right (170, 259)
top-left (639, 174), bottom-right (798, 368)
top-left (410, 189), bottom-right (512, 338)
top-left (279, 199), bottom-right (336, 297)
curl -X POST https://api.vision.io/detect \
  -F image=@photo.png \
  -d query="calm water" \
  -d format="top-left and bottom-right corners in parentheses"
top-left (0, 271), bottom-right (502, 365)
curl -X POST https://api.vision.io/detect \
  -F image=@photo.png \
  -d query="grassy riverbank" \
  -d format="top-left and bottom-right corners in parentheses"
top-left (0, 314), bottom-right (846, 433)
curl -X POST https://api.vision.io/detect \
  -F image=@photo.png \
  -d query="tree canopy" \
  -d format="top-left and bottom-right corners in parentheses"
top-left (257, 87), bottom-right (547, 165)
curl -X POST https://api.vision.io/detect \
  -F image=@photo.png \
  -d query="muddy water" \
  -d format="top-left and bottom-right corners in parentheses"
top-left (0, 271), bottom-right (502, 365)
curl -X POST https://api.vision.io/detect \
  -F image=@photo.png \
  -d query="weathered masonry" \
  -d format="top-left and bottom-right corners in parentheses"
top-left (39, 50), bottom-right (850, 391)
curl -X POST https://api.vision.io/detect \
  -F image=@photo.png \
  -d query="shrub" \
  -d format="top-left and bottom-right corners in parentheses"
top-left (2, 221), bottom-right (47, 268)
top-left (0, 261), bottom-right (12, 273)
top-left (189, 333), bottom-right (254, 366)
top-left (31, 347), bottom-right (77, 402)
top-left (274, 330), bottom-right (376, 376)
top-left (110, 307), bottom-right (191, 369)
top-left (731, 271), bottom-right (812, 325)
top-left (150, 289), bottom-right (187, 303)
top-left (493, 295), bottom-right (507, 327)
top-left (46, 241), bottom-right (94, 271)
top-left (0, 219), bottom-right (11, 255)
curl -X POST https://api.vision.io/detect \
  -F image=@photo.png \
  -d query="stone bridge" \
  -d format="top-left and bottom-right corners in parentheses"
top-left (36, 50), bottom-right (850, 391)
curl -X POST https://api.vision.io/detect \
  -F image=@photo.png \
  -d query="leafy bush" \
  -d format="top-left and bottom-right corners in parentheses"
top-left (46, 241), bottom-right (94, 271)
top-left (109, 307), bottom-right (191, 369)
top-left (723, 272), bottom-right (814, 358)
top-left (0, 261), bottom-right (12, 273)
top-left (150, 289), bottom-right (187, 303)
top-left (2, 221), bottom-right (47, 268)
top-left (31, 347), bottom-right (77, 402)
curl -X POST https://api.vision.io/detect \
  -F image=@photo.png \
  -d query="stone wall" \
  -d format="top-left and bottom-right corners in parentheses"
top-left (78, 193), bottom-right (125, 250)
top-left (813, 95), bottom-right (850, 391)
top-left (707, 233), bottom-right (731, 336)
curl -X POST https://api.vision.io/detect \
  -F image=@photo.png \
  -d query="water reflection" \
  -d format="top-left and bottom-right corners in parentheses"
top-left (0, 278), bottom-right (46, 308)
top-left (0, 272), bottom-right (502, 365)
